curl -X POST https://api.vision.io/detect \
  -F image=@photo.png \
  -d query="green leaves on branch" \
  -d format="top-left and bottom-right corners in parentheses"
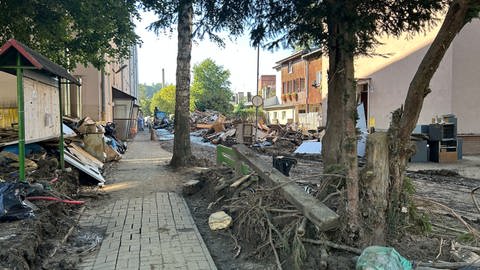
top-left (0, 0), bottom-right (139, 69)
top-left (149, 85), bottom-right (196, 114)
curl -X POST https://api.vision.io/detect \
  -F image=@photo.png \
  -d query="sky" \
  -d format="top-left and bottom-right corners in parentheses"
top-left (135, 11), bottom-right (293, 93)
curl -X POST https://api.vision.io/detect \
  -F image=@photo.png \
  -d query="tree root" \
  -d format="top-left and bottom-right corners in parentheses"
top-left (302, 238), bottom-right (362, 254)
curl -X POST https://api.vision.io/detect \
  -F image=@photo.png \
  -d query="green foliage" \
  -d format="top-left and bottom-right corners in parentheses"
top-left (139, 83), bottom-right (165, 116)
top-left (0, 0), bottom-right (139, 69)
top-left (232, 101), bottom-right (265, 121)
top-left (457, 232), bottom-right (475, 243)
top-left (230, 0), bottom-right (447, 55)
top-left (191, 58), bottom-right (233, 114)
top-left (149, 85), bottom-right (196, 114)
top-left (139, 83), bottom-right (163, 98)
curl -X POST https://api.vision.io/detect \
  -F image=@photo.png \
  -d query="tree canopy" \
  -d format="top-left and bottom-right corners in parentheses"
top-left (191, 58), bottom-right (233, 114)
top-left (0, 0), bottom-right (139, 69)
top-left (149, 85), bottom-right (195, 114)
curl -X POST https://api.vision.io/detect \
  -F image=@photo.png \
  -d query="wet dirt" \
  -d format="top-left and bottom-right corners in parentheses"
top-left (162, 135), bottom-right (480, 269)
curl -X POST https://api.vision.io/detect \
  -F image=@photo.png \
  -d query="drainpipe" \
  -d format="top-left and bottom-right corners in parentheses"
top-left (57, 77), bottom-right (65, 170)
top-left (100, 69), bottom-right (105, 121)
top-left (16, 53), bottom-right (26, 182)
top-left (305, 59), bottom-right (309, 113)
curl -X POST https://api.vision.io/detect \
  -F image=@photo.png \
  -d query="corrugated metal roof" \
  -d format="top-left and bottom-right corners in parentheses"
top-left (0, 39), bottom-right (80, 85)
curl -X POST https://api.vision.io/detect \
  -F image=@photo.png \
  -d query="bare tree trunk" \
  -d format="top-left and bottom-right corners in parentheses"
top-left (323, 2), bottom-right (360, 236)
top-left (171, 0), bottom-right (193, 168)
top-left (387, 0), bottom-right (477, 231)
top-left (360, 132), bottom-right (389, 245)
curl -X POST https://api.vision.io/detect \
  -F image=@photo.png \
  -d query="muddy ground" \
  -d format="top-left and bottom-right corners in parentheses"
top-left (0, 169), bottom-right (99, 270)
top-left (161, 136), bottom-right (480, 269)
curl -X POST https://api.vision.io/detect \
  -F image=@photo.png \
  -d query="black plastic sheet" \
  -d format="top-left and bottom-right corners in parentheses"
top-left (0, 182), bottom-right (34, 221)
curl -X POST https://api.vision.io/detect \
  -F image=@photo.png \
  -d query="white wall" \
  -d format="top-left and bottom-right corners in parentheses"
top-left (451, 20), bottom-right (480, 134)
top-left (366, 44), bottom-right (453, 130)
top-left (268, 108), bottom-right (295, 125)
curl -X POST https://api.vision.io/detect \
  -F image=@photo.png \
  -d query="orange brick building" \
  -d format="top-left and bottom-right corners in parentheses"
top-left (258, 75), bottom-right (276, 99)
top-left (270, 49), bottom-right (323, 129)
top-left (275, 49), bottom-right (322, 113)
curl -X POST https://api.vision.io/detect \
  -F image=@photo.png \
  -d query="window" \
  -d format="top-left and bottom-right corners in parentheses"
top-left (293, 80), bottom-right (297, 92)
top-left (288, 81), bottom-right (293, 93)
top-left (282, 111), bottom-right (286, 119)
top-left (288, 61), bottom-right (293, 73)
top-left (300, 78), bottom-right (305, 91)
top-left (316, 71), bottom-right (322, 86)
top-left (282, 82), bottom-right (286, 94)
top-left (274, 112), bottom-right (278, 119)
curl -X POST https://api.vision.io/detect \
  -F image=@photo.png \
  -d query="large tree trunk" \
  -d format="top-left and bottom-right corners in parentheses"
top-left (171, 0), bottom-right (193, 168)
top-left (323, 2), bottom-right (360, 236)
top-left (387, 0), bottom-right (477, 232)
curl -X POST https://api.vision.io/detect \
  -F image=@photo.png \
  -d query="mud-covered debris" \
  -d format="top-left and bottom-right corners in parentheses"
top-left (208, 211), bottom-right (232, 230)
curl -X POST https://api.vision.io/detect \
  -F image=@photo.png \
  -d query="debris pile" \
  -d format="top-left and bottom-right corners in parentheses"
top-left (187, 110), bottom-right (323, 154)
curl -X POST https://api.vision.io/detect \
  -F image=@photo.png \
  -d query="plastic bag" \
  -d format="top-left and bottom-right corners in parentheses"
top-left (0, 182), bottom-right (35, 221)
top-left (356, 246), bottom-right (412, 270)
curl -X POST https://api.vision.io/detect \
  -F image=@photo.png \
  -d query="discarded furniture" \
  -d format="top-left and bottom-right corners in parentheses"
top-left (216, 145), bottom-right (250, 176)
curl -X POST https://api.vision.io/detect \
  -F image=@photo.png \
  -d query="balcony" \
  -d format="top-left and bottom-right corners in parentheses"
top-left (281, 90), bottom-right (307, 105)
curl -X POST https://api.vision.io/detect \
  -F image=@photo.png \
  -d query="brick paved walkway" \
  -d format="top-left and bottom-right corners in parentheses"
top-left (78, 131), bottom-right (216, 270)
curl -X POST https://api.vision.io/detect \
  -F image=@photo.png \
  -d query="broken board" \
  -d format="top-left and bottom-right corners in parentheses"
top-left (64, 150), bottom-right (105, 185)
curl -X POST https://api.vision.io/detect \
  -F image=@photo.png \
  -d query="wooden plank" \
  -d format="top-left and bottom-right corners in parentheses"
top-left (70, 143), bottom-right (104, 169)
top-left (64, 151), bottom-right (105, 185)
top-left (232, 144), bottom-right (339, 231)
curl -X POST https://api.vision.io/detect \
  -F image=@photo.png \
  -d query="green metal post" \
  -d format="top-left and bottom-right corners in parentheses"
top-left (58, 77), bottom-right (65, 170)
top-left (16, 53), bottom-right (26, 182)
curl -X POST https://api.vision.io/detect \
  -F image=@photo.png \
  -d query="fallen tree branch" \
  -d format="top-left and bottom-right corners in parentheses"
top-left (230, 173), bottom-right (254, 188)
top-left (296, 217), bottom-right (307, 237)
top-left (432, 223), bottom-right (468, 234)
top-left (453, 241), bottom-right (480, 253)
top-left (471, 186), bottom-right (480, 214)
top-left (302, 238), bottom-right (362, 254)
top-left (414, 196), bottom-right (480, 239)
top-left (415, 261), bottom-right (480, 269)
top-left (49, 206), bottom-right (86, 258)
top-left (435, 237), bottom-right (444, 260)
top-left (268, 220), bottom-right (283, 270)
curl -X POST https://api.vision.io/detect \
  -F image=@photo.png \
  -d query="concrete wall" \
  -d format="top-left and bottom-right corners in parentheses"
top-left (361, 44), bottom-right (453, 130)
top-left (266, 107), bottom-right (296, 125)
top-left (73, 64), bottom-right (103, 121)
top-left (353, 18), bottom-right (480, 133)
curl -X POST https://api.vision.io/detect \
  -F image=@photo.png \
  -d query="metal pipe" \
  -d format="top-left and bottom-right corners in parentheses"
top-left (16, 53), bottom-right (26, 182)
top-left (58, 77), bottom-right (65, 170)
top-left (100, 69), bottom-right (105, 120)
top-left (255, 45), bottom-right (260, 141)
top-left (305, 60), bottom-right (309, 113)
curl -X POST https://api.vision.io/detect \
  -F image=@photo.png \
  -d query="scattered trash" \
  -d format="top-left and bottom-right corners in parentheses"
top-left (356, 246), bottom-right (412, 270)
top-left (272, 156), bottom-right (297, 176)
top-left (0, 182), bottom-right (34, 221)
top-left (208, 211), bottom-right (233, 230)
top-left (294, 141), bottom-right (322, 154)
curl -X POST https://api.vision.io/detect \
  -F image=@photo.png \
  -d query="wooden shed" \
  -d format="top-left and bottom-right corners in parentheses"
top-left (0, 39), bottom-right (80, 181)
